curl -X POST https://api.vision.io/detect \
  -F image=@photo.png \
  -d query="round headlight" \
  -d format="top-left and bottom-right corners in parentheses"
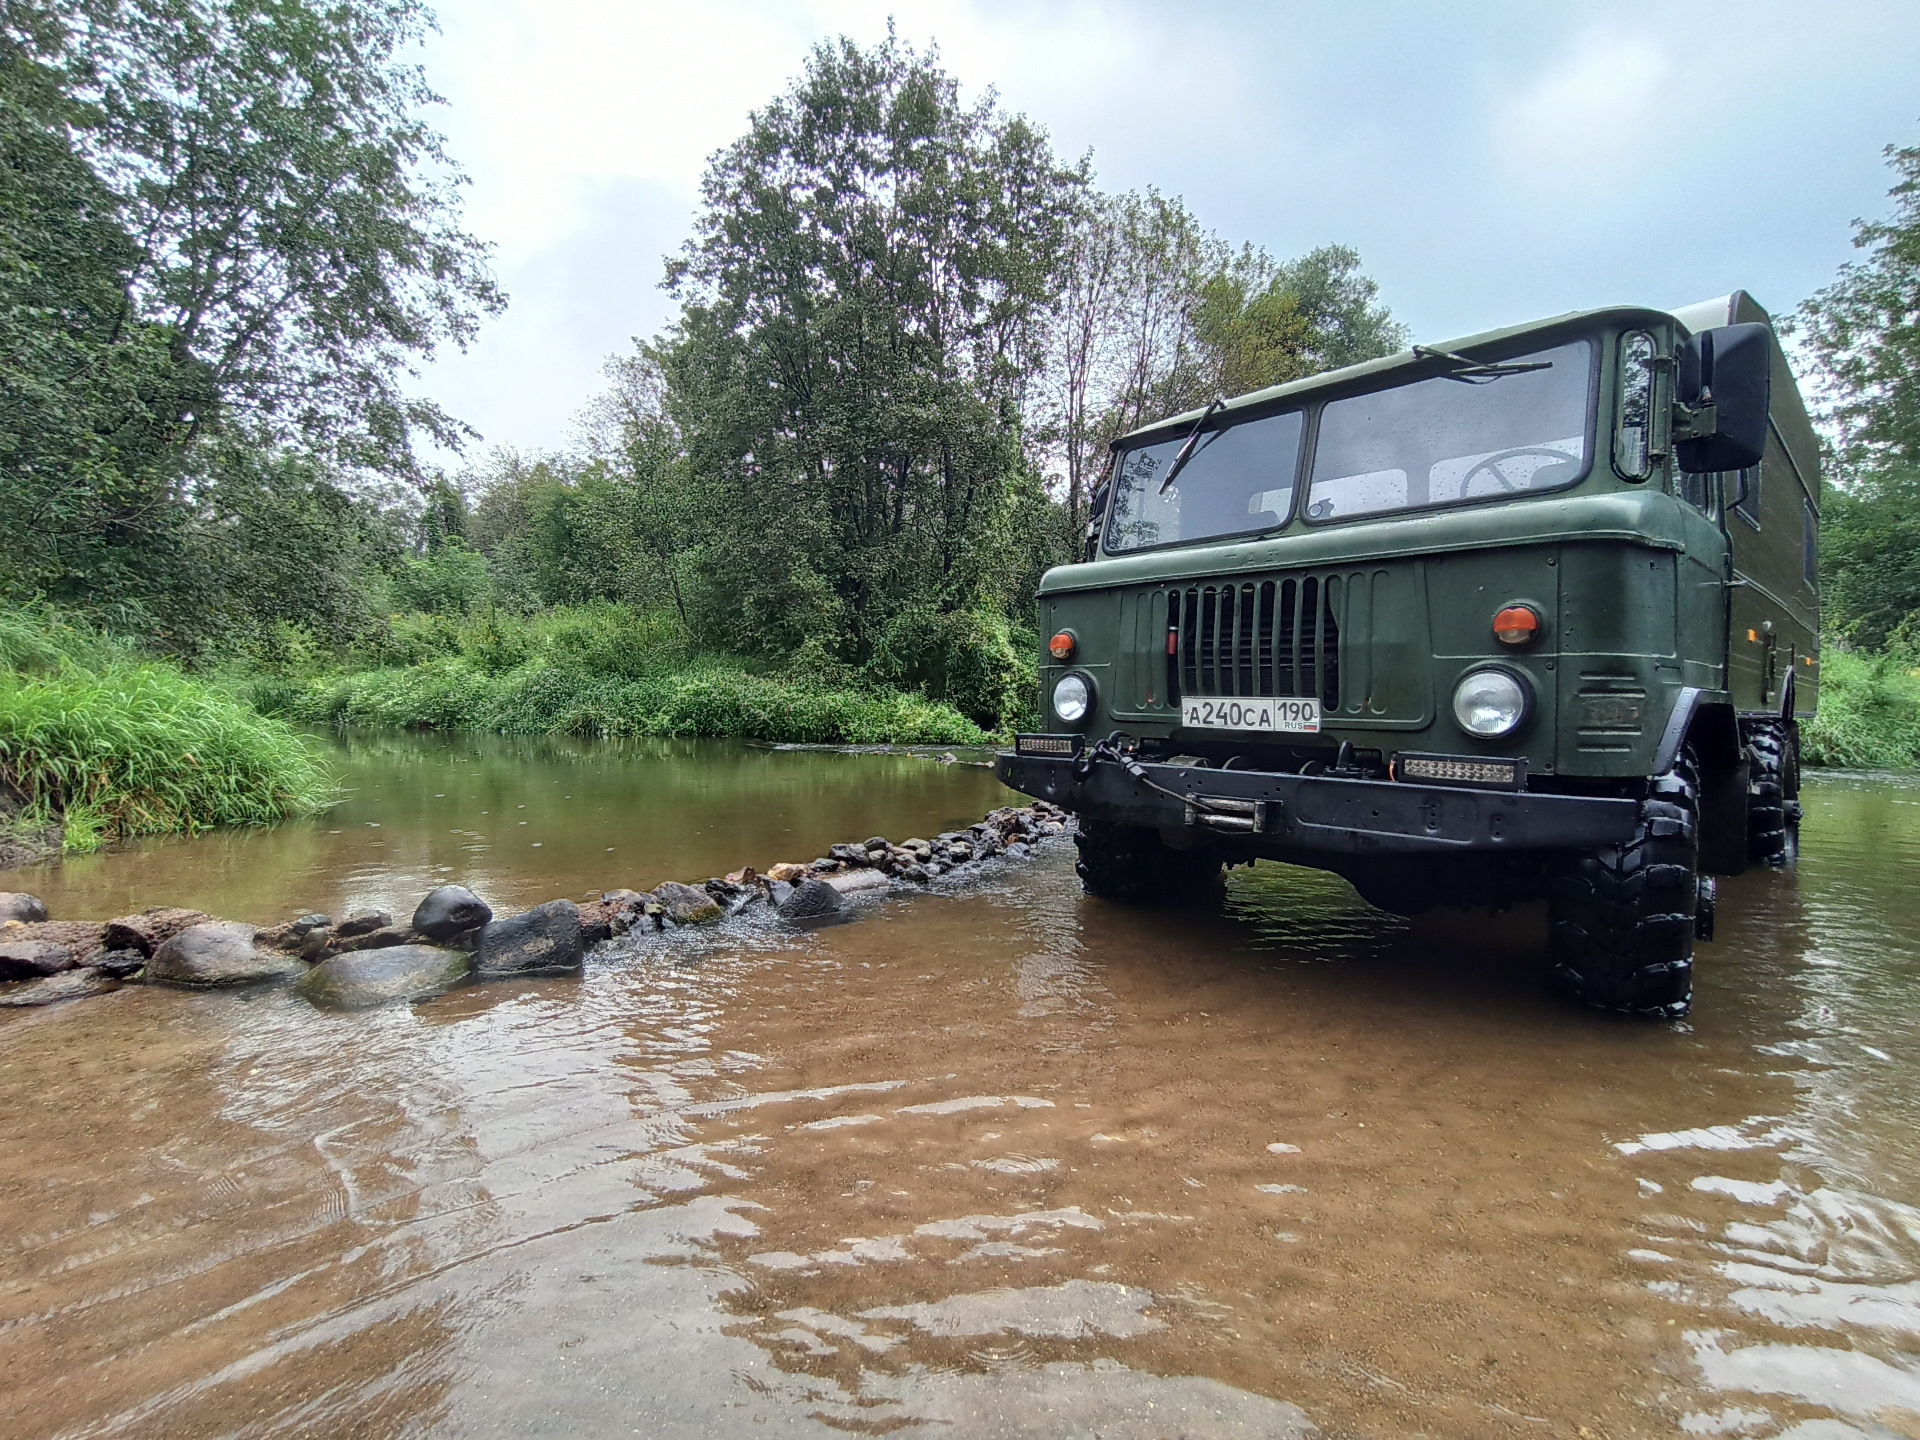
top-left (1452, 669), bottom-right (1529, 738)
top-left (1052, 672), bottom-right (1092, 726)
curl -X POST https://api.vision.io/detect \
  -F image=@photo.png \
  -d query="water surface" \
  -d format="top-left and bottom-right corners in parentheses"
top-left (5, 738), bottom-right (1920, 1438)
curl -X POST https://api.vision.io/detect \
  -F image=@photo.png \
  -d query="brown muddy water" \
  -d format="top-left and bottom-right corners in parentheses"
top-left (4, 736), bottom-right (1920, 1439)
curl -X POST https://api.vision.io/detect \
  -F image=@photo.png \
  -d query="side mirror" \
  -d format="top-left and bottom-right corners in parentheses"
top-left (1675, 322), bottom-right (1771, 473)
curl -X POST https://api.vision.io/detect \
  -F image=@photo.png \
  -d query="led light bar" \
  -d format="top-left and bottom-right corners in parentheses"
top-left (1394, 752), bottom-right (1527, 791)
top-left (1014, 733), bottom-right (1085, 758)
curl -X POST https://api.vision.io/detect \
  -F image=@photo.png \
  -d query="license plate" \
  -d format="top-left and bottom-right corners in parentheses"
top-left (1181, 696), bottom-right (1320, 734)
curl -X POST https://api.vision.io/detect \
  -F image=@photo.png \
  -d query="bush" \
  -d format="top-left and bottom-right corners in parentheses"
top-left (868, 603), bottom-right (1036, 730)
top-left (0, 656), bottom-right (335, 853)
top-left (1802, 648), bottom-right (1920, 769)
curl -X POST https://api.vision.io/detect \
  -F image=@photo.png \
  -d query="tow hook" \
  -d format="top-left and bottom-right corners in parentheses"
top-left (1695, 875), bottom-right (1717, 943)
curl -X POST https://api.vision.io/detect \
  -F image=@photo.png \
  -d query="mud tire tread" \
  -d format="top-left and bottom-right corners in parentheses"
top-left (1743, 717), bottom-right (1797, 866)
top-left (1548, 754), bottom-right (1700, 1019)
top-left (1074, 819), bottom-right (1221, 904)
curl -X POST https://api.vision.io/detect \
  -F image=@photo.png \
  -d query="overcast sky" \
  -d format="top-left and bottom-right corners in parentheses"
top-left (412, 0), bottom-right (1920, 463)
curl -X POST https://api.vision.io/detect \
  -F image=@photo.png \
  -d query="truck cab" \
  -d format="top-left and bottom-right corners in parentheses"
top-left (996, 292), bottom-right (1818, 1018)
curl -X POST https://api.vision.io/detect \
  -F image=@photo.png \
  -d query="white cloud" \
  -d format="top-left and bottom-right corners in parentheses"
top-left (1492, 26), bottom-right (1672, 183)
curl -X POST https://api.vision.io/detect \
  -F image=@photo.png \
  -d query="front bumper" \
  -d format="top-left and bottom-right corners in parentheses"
top-left (995, 753), bottom-right (1639, 856)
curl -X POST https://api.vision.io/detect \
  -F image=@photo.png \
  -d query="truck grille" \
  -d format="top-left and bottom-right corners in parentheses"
top-left (1170, 576), bottom-right (1341, 707)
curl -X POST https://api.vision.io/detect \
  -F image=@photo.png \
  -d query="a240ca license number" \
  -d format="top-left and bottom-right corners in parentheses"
top-left (1181, 697), bottom-right (1320, 733)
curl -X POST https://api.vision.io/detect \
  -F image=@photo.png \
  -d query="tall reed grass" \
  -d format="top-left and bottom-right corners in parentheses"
top-left (0, 609), bottom-right (335, 854)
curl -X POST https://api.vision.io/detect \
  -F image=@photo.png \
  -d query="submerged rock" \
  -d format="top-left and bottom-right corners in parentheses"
top-left (474, 900), bottom-right (584, 975)
top-left (0, 968), bottom-right (118, 1006)
top-left (146, 921), bottom-right (306, 986)
top-left (777, 879), bottom-right (846, 924)
top-left (297, 944), bottom-right (472, 1010)
top-left (0, 936), bottom-right (77, 980)
top-left (105, 907), bottom-right (214, 956)
top-left (0, 893), bottom-right (48, 924)
top-left (651, 881), bottom-right (721, 926)
top-left (411, 885), bottom-right (492, 942)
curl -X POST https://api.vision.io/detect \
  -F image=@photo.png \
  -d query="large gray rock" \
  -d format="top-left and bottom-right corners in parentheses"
top-left (297, 945), bottom-right (472, 1010)
top-left (145, 921), bottom-right (306, 986)
top-left (411, 885), bottom-right (492, 942)
top-left (0, 892), bottom-right (48, 924)
top-left (474, 900), bottom-right (583, 975)
top-left (0, 937), bottom-right (77, 980)
top-left (651, 882), bottom-right (721, 926)
top-left (777, 879), bottom-right (846, 924)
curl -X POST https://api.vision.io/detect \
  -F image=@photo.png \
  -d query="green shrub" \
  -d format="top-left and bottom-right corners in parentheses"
top-left (0, 663), bottom-right (335, 850)
top-left (276, 652), bottom-right (986, 746)
top-left (1802, 648), bottom-right (1920, 769)
top-left (868, 602), bottom-right (1035, 730)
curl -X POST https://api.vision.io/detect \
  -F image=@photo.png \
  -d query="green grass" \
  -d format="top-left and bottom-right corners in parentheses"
top-left (266, 656), bottom-right (988, 746)
top-left (1802, 648), bottom-right (1920, 770)
top-left (251, 602), bottom-right (992, 746)
top-left (0, 609), bottom-right (336, 854)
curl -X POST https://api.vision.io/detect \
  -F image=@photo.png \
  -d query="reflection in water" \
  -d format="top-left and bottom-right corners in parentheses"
top-left (4, 759), bottom-right (1920, 1437)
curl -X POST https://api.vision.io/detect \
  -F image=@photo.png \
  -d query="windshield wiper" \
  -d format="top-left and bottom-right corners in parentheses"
top-left (1157, 395), bottom-right (1228, 494)
top-left (1413, 344), bottom-right (1553, 385)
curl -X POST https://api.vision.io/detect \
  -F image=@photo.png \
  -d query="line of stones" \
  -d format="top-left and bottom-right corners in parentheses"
top-left (0, 801), bottom-right (1070, 1011)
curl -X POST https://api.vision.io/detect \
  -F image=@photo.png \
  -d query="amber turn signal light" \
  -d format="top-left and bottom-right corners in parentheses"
top-left (1492, 605), bottom-right (1540, 646)
top-left (1048, 631), bottom-right (1077, 661)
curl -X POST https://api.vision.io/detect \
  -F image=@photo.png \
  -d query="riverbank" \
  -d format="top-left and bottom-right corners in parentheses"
top-left (1801, 647), bottom-right (1920, 768)
top-left (0, 611), bottom-right (335, 865)
top-left (244, 603), bottom-right (997, 746)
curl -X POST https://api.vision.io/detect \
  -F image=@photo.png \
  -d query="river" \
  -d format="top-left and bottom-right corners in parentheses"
top-left (4, 733), bottom-right (1919, 1438)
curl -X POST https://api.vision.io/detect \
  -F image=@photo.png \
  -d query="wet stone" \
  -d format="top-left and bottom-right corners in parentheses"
top-left (777, 879), bottom-right (846, 924)
top-left (652, 882), bottom-right (721, 926)
top-left (0, 968), bottom-right (117, 1007)
top-left (0, 893), bottom-right (48, 924)
top-left (84, 948), bottom-right (147, 979)
top-left (474, 900), bottom-right (584, 975)
top-left (411, 885), bottom-right (492, 942)
top-left (105, 907), bottom-right (214, 956)
top-left (327, 924), bottom-right (413, 955)
top-left (0, 938), bottom-right (78, 981)
top-left (828, 843), bottom-right (870, 865)
top-left (333, 910), bottom-right (393, 940)
top-left (145, 922), bottom-right (306, 987)
top-left (297, 945), bottom-right (472, 1010)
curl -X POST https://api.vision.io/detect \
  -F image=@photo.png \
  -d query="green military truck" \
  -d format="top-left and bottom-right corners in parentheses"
top-left (996, 292), bottom-right (1819, 1018)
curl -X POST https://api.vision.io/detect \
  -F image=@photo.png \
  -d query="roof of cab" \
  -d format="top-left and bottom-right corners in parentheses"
top-left (1115, 299), bottom-right (1739, 450)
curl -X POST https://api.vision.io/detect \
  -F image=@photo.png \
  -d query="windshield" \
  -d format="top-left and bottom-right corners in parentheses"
top-left (1104, 409), bottom-right (1304, 553)
top-left (1304, 340), bottom-right (1593, 521)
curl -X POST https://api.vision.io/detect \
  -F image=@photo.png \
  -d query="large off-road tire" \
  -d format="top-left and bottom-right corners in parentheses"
top-left (1743, 717), bottom-right (1800, 866)
top-left (1074, 818), bottom-right (1221, 904)
top-left (1547, 755), bottom-right (1700, 1019)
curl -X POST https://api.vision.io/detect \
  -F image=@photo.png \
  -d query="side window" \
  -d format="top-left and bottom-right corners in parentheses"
top-left (1678, 468), bottom-right (1714, 514)
top-left (1803, 499), bottom-right (1819, 588)
top-left (1730, 466), bottom-right (1761, 530)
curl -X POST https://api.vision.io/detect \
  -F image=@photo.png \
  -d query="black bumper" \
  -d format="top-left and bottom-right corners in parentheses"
top-left (995, 753), bottom-right (1639, 856)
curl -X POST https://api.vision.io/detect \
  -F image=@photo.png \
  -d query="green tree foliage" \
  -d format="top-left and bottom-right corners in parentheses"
top-left (1800, 135), bottom-right (1920, 649)
top-left (0, 0), bottom-right (499, 654)
top-left (658, 31), bottom-right (1081, 677)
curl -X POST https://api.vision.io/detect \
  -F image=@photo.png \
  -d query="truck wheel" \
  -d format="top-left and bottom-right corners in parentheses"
top-left (1547, 754), bottom-right (1699, 1018)
top-left (1074, 819), bottom-right (1221, 904)
top-left (1743, 717), bottom-right (1797, 865)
